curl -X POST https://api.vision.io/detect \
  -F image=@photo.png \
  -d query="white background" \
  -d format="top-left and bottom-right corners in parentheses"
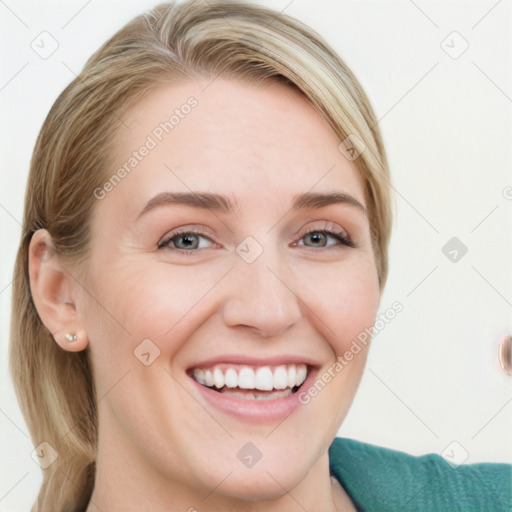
top-left (1, 1), bottom-right (511, 510)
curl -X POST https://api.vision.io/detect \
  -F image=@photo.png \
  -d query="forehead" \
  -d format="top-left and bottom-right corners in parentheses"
top-left (103, 78), bottom-right (365, 216)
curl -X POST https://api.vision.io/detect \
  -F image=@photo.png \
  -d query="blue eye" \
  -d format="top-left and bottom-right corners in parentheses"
top-left (299, 230), bottom-right (355, 249)
top-left (158, 231), bottom-right (213, 251)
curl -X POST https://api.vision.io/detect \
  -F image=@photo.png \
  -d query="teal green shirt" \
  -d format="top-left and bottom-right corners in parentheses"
top-left (328, 437), bottom-right (511, 511)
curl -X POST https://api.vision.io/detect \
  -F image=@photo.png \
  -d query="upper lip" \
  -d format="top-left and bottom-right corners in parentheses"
top-left (187, 354), bottom-right (322, 370)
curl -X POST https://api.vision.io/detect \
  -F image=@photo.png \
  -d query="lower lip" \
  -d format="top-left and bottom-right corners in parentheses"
top-left (189, 369), bottom-right (318, 424)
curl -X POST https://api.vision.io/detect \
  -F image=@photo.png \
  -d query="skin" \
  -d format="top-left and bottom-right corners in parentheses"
top-left (29, 78), bottom-right (380, 511)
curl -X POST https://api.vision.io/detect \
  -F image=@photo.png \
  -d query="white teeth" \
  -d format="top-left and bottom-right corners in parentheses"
top-left (287, 365), bottom-right (297, 388)
top-left (204, 369), bottom-right (214, 387)
top-left (193, 368), bottom-right (205, 385)
top-left (224, 368), bottom-right (237, 388)
top-left (255, 367), bottom-right (273, 390)
top-left (238, 367), bottom-right (255, 389)
top-left (213, 368), bottom-right (225, 389)
top-left (296, 365), bottom-right (307, 386)
top-left (191, 363), bottom-right (308, 392)
top-left (273, 365), bottom-right (288, 390)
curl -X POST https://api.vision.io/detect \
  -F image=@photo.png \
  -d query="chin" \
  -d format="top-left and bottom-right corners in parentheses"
top-left (189, 439), bottom-right (320, 503)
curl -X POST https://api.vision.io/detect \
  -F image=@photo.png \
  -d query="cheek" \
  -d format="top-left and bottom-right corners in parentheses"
top-left (293, 256), bottom-right (380, 355)
top-left (292, 258), bottom-right (379, 431)
top-left (80, 259), bottom-right (233, 410)
top-left (85, 258), bottom-right (230, 351)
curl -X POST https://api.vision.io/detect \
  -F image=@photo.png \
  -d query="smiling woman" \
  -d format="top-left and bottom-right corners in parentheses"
top-left (8, 1), bottom-right (510, 512)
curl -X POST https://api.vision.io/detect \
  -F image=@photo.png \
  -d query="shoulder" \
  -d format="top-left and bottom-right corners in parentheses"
top-left (328, 437), bottom-right (512, 512)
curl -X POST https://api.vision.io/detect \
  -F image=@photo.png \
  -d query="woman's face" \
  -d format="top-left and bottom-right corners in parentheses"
top-left (78, 78), bottom-right (380, 503)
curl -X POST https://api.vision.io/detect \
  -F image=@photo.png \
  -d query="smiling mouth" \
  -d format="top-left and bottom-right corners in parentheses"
top-left (190, 363), bottom-right (308, 401)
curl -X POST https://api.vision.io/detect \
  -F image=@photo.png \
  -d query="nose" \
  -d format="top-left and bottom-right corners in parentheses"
top-left (221, 247), bottom-right (303, 338)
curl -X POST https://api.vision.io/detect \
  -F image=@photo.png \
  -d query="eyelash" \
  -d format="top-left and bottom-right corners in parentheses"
top-left (157, 226), bottom-right (356, 254)
top-left (295, 228), bottom-right (356, 249)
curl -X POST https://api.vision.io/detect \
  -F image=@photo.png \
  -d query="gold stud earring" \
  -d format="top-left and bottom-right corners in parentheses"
top-left (65, 333), bottom-right (77, 342)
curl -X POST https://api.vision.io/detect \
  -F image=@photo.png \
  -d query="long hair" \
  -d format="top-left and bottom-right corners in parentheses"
top-left (10, 1), bottom-right (392, 509)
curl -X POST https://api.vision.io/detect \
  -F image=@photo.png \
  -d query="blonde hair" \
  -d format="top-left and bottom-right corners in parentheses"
top-left (10, 1), bottom-right (392, 510)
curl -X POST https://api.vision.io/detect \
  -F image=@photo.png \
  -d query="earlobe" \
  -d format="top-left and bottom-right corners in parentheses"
top-left (56, 328), bottom-right (89, 352)
top-left (28, 229), bottom-right (89, 352)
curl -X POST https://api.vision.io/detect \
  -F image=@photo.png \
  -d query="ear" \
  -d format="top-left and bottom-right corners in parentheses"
top-left (28, 229), bottom-right (89, 352)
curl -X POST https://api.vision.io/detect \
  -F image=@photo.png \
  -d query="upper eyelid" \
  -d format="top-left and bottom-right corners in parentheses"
top-left (298, 228), bottom-right (348, 239)
top-left (299, 224), bottom-right (348, 236)
top-left (293, 220), bottom-right (350, 239)
top-left (157, 226), bottom-right (215, 245)
top-left (162, 225), bottom-right (348, 240)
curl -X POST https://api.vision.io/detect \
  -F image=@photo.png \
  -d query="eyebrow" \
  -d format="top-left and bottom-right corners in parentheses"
top-left (138, 191), bottom-right (366, 218)
top-left (292, 192), bottom-right (366, 215)
top-left (138, 192), bottom-right (236, 217)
